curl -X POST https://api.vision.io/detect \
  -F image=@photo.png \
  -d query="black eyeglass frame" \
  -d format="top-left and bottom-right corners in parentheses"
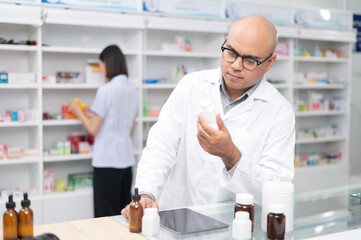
top-left (220, 39), bottom-right (273, 70)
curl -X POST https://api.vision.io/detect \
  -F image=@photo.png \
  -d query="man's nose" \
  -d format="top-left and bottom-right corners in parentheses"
top-left (231, 56), bottom-right (244, 71)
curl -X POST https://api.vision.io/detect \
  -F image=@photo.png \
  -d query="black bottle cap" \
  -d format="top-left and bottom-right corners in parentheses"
top-left (132, 188), bottom-right (140, 201)
top-left (6, 194), bottom-right (15, 209)
top-left (21, 192), bottom-right (31, 207)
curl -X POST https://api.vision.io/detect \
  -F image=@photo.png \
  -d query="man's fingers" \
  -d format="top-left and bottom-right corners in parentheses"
top-left (197, 115), bottom-right (217, 135)
top-left (121, 195), bottom-right (159, 219)
top-left (216, 114), bottom-right (227, 133)
top-left (121, 204), bottom-right (130, 218)
top-left (197, 121), bottom-right (210, 140)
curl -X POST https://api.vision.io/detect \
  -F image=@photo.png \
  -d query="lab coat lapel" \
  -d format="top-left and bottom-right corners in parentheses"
top-left (222, 77), bottom-right (270, 120)
top-left (222, 96), bottom-right (254, 121)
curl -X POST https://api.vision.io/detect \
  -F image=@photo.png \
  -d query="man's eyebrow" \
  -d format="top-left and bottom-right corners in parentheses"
top-left (226, 44), bottom-right (261, 60)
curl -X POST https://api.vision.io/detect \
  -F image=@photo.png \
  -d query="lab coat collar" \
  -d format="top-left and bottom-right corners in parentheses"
top-left (206, 68), bottom-right (270, 101)
top-left (207, 68), bottom-right (271, 119)
top-left (252, 76), bottom-right (270, 102)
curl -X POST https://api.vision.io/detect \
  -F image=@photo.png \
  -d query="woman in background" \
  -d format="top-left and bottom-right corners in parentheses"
top-left (70, 45), bottom-right (138, 217)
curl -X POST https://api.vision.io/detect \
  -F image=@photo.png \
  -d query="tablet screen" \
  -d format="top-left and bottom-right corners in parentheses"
top-left (159, 208), bottom-right (229, 235)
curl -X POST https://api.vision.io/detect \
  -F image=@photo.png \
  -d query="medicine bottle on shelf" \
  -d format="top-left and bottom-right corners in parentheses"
top-left (18, 193), bottom-right (34, 239)
top-left (129, 188), bottom-right (143, 233)
top-left (232, 211), bottom-right (252, 240)
top-left (142, 207), bottom-right (160, 237)
top-left (235, 193), bottom-right (254, 232)
top-left (267, 204), bottom-right (286, 240)
top-left (3, 194), bottom-right (18, 240)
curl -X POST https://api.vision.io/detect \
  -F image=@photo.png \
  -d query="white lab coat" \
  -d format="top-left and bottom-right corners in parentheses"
top-left (136, 68), bottom-right (295, 210)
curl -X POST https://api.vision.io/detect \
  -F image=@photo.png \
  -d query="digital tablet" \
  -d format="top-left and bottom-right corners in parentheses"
top-left (159, 208), bottom-right (229, 235)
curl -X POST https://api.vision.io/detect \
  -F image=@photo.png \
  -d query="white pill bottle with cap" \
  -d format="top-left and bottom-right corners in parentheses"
top-left (232, 211), bottom-right (252, 240)
top-left (142, 208), bottom-right (160, 237)
top-left (199, 98), bottom-right (218, 129)
top-left (261, 181), bottom-right (294, 233)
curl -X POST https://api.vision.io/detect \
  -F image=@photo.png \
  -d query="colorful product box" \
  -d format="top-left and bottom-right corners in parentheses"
top-left (56, 71), bottom-right (81, 84)
top-left (68, 172), bottom-right (93, 190)
top-left (12, 111), bottom-right (18, 122)
top-left (43, 170), bottom-right (54, 194)
top-left (55, 179), bottom-right (66, 192)
top-left (0, 72), bottom-right (8, 83)
top-left (17, 110), bottom-right (26, 122)
top-left (24, 149), bottom-right (39, 158)
top-left (85, 60), bottom-right (105, 85)
top-left (68, 133), bottom-right (84, 154)
top-left (78, 141), bottom-right (90, 154)
top-left (7, 147), bottom-right (24, 159)
top-left (0, 144), bottom-right (8, 160)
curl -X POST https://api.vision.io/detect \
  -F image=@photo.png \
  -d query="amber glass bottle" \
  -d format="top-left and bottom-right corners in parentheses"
top-left (3, 195), bottom-right (18, 240)
top-left (267, 204), bottom-right (286, 240)
top-left (18, 193), bottom-right (34, 239)
top-left (129, 188), bottom-right (143, 233)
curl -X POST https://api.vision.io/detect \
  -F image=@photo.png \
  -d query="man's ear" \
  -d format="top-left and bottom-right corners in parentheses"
top-left (264, 54), bottom-right (277, 73)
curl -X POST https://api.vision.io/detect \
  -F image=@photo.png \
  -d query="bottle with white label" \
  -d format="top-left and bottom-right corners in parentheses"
top-left (199, 99), bottom-right (218, 129)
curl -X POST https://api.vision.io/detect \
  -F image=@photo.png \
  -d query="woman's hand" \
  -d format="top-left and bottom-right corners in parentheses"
top-left (69, 101), bottom-right (82, 118)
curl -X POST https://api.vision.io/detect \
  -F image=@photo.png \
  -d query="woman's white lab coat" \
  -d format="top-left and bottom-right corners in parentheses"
top-left (136, 68), bottom-right (295, 210)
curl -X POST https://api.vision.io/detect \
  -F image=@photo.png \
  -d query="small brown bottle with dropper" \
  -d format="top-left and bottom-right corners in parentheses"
top-left (3, 194), bottom-right (18, 240)
top-left (18, 192), bottom-right (34, 239)
top-left (129, 188), bottom-right (143, 233)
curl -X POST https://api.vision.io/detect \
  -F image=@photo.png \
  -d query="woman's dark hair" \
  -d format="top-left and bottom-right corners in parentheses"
top-left (99, 44), bottom-right (128, 79)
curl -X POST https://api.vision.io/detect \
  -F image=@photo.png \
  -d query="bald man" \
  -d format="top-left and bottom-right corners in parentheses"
top-left (122, 15), bottom-right (295, 217)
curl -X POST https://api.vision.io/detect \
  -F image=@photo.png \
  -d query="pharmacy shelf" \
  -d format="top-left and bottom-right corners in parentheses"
top-left (296, 136), bottom-right (346, 144)
top-left (295, 162), bottom-right (342, 173)
top-left (0, 44), bottom-right (39, 52)
top-left (144, 50), bottom-right (220, 58)
top-left (0, 157), bottom-right (40, 165)
top-left (142, 117), bottom-right (158, 122)
top-left (43, 119), bottom-right (82, 126)
top-left (295, 111), bottom-right (346, 117)
top-left (42, 46), bottom-right (138, 55)
top-left (0, 84), bottom-right (39, 89)
top-left (294, 84), bottom-right (346, 89)
top-left (42, 84), bottom-right (102, 89)
top-left (42, 188), bottom-right (93, 200)
top-left (0, 121), bottom-right (39, 127)
top-left (294, 56), bottom-right (348, 63)
top-left (43, 153), bottom-right (92, 163)
top-left (142, 84), bottom-right (177, 89)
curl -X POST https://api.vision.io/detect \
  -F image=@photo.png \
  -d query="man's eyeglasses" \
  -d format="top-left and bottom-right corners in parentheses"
top-left (221, 40), bottom-right (273, 71)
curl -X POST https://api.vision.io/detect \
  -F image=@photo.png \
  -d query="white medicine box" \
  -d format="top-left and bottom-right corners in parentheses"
top-left (85, 60), bottom-right (105, 85)
top-left (8, 72), bottom-right (35, 84)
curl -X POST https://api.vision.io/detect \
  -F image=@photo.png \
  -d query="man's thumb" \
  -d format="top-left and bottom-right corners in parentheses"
top-left (216, 114), bottom-right (226, 132)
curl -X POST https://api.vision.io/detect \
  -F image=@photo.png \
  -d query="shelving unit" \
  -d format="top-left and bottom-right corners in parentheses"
top-left (292, 28), bottom-right (355, 191)
top-left (43, 119), bottom-right (82, 126)
top-left (0, 1), bottom-right (355, 224)
top-left (43, 154), bottom-right (92, 163)
top-left (296, 136), bottom-right (347, 144)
